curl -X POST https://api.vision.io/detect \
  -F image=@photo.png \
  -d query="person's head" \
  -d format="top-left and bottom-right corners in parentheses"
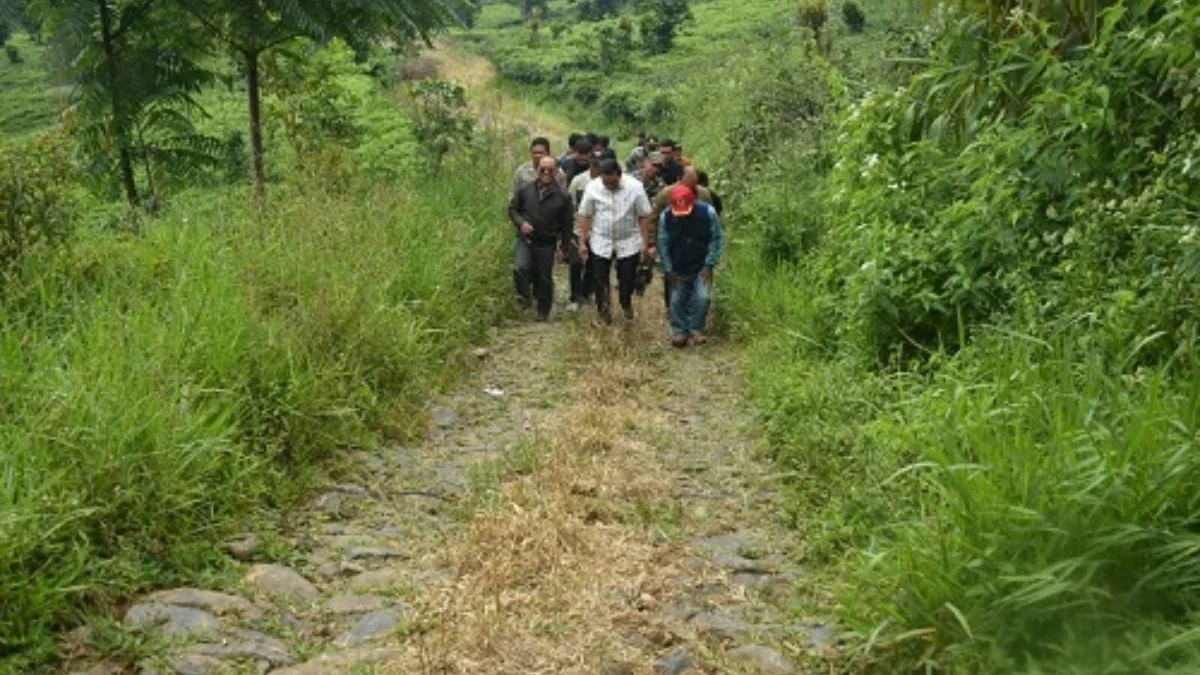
top-left (641, 157), bottom-right (660, 180)
top-left (636, 130), bottom-right (647, 146)
top-left (646, 136), bottom-right (659, 151)
top-left (598, 159), bottom-right (622, 190)
top-left (588, 149), bottom-right (604, 176)
top-left (567, 133), bottom-right (582, 151)
top-left (681, 166), bottom-right (700, 188)
top-left (573, 138), bottom-right (593, 164)
top-left (536, 156), bottom-right (558, 187)
top-left (697, 170), bottom-right (711, 187)
top-left (659, 138), bottom-right (678, 164)
top-left (600, 147), bottom-right (618, 162)
top-left (530, 137), bottom-right (551, 164)
top-left (585, 132), bottom-right (600, 147)
top-left (670, 184), bottom-right (696, 218)
top-left (596, 135), bottom-right (611, 150)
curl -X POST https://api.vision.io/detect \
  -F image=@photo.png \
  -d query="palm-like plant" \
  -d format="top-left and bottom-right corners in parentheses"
top-left (180, 0), bottom-right (457, 202)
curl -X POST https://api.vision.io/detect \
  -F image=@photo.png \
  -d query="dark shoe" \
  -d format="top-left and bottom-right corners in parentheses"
top-left (598, 308), bottom-right (613, 325)
top-left (691, 333), bottom-right (708, 346)
top-left (536, 312), bottom-right (550, 322)
top-left (622, 307), bottom-right (635, 322)
top-left (516, 296), bottom-right (532, 311)
top-left (670, 335), bottom-right (689, 348)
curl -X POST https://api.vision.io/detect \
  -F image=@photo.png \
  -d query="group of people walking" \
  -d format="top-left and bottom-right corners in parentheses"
top-left (508, 132), bottom-right (725, 347)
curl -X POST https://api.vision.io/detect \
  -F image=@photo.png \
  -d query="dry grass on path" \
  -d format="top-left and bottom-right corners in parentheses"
top-left (379, 306), bottom-right (738, 675)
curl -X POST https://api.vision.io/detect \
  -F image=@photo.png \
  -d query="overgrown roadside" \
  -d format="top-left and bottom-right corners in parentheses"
top-left (61, 287), bottom-right (837, 675)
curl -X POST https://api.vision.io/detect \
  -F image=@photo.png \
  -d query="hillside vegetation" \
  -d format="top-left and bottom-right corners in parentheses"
top-left (0, 15), bottom-right (516, 672)
top-left (475, 0), bottom-right (1200, 672)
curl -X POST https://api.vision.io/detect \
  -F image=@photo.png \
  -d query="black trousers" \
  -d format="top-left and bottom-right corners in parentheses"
top-left (592, 253), bottom-right (640, 320)
top-left (568, 235), bottom-right (594, 304)
top-left (513, 238), bottom-right (557, 317)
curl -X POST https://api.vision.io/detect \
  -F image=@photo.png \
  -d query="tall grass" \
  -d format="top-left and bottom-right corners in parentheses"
top-left (0, 138), bottom-right (515, 670)
top-left (843, 333), bottom-right (1200, 673)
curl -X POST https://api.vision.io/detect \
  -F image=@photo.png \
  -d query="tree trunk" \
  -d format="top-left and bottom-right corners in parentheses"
top-left (246, 48), bottom-right (266, 202)
top-left (97, 0), bottom-right (138, 207)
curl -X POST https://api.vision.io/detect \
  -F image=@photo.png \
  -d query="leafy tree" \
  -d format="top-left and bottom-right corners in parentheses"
top-left (511, 0), bottom-right (548, 21)
top-left (570, 0), bottom-right (624, 21)
top-left (638, 0), bottom-right (691, 55)
top-left (28, 0), bottom-right (211, 207)
top-left (179, 0), bottom-right (455, 201)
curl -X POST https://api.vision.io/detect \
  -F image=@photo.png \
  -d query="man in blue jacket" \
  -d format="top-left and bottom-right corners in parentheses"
top-left (658, 184), bottom-right (725, 347)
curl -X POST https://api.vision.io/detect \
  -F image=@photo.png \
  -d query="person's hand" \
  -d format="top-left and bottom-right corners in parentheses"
top-left (647, 245), bottom-right (658, 262)
top-left (557, 245), bottom-right (568, 264)
top-left (520, 222), bottom-right (534, 237)
top-left (700, 267), bottom-right (714, 286)
top-left (640, 244), bottom-right (650, 262)
top-left (578, 244), bottom-right (589, 263)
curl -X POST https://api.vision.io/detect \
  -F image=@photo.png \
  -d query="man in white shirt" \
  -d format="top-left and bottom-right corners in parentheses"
top-left (577, 159), bottom-right (655, 324)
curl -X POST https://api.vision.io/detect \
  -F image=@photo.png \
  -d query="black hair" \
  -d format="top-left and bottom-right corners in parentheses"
top-left (600, 147), bottom-right (618, 161)
top-left (567, 133), bottom-right (582, 147)
top-left (531, 136), bottom-right (551, 153)
top-left (573, 137), bottom-right (594, 153)
top-left (597, 135), bottom-right (611, 147)
top-left (585, 132), bottom-right (600, 146)
top-left (598, 158), bottom-right (622, 176)
top-left (697, 170), bottom-right (710, 186)
top-left (659, 138), bottom-right (677, 150)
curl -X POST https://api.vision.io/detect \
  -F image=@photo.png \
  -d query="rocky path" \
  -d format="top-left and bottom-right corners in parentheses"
top-left (63, 283), bottom-right (836, 675)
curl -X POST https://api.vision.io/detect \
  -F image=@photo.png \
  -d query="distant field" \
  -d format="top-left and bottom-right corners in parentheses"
top-left (0, 33), bottom-right (62, 139)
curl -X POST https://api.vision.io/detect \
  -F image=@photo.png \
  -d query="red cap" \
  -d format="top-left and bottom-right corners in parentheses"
top-left (670, 184), bottom-right (695, 217)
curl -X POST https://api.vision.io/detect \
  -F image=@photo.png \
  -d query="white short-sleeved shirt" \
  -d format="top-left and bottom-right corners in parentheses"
top-left (577, 175), bottom-right (652, 260)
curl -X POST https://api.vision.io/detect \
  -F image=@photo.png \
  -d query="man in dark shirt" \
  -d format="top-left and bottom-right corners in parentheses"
top-left (658, 138), bottom-right (685, 185)
top-left (697, 170), bottom-right (724, 215)
top-left (560, 137), bottom-right (594, 183)
top-left (509, 156), bottom-right (575, 321)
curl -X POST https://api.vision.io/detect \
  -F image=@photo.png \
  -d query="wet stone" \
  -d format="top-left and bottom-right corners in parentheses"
top-left (728, 645), bottom-right (795, 674)
top-left (733, 572), bottom-right (775, 588)
top-left (335, 483), bottom-right (368, 496)
top-left (661, 603), bottom-right (701, 622)
top-left (430, 406), bottom-right (459, 428)
top-left (713, 552), bottom-right (774, 573)
top-left (185, 632), bottom-right (294, 666)
top-left (146, 588), bottom-right (262, 621)
top-left (244, 564), bottom-right (319, 602)
top-left (346, 566), bottom-right (405, 592)
top-left (347, 546), bottom-right (407, 561)
top-left (655, 647), bottom-right (693, 675)
top-left (223, 534), bottom-right (260, 561)
top-left (310, 492), bottom-right (349, 516)
top-left (692, 534), bottom-right (754, 554)
top-left (806, 624), bottom-right (836, 649)
top-left (326, 594), bottom-right (387, 615)
top-left (167, 653), bottom-right (223, 675)
top-left (333, 608), bottom-right (409, 647)
top-left (690, 613), bottom-right (759, 641)
top-left (123, 603), bottom-right (221, 638)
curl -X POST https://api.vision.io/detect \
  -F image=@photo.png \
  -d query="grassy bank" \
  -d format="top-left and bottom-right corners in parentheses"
top-left (1, 68), bottom-right (516, 672)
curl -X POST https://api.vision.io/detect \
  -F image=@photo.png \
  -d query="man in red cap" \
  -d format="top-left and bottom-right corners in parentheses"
top-left (658, 184), bottom-right (725, 347)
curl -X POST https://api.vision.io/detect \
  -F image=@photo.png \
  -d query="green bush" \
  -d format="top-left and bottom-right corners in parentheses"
top-left (842, 0), bottom-right (865, 33)
top-left (0, 134), bottom-right (75, 280)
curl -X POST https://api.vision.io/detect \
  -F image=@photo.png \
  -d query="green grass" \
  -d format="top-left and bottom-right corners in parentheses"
top-left (0, 34), bottom-right (61, 138)
top-left (0, 129), bottom-right (518, 672)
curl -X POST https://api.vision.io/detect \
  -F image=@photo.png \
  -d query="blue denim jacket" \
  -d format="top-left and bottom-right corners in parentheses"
top-left (658, 202), bottom-right (725, 276)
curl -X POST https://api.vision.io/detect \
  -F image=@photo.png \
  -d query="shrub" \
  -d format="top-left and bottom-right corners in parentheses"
top-left (4, 44), bottom-right (20, 64)
top-left (842, 0), bottom-right (865, 33)
top-left (797, 0), bottom-right (829, 37)
top-left (405, 79), bottom-right (474, 167)
top-left (639, 0), bottom-right (693, 55)
top-left (0, 134), bottom-right (76, 281)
